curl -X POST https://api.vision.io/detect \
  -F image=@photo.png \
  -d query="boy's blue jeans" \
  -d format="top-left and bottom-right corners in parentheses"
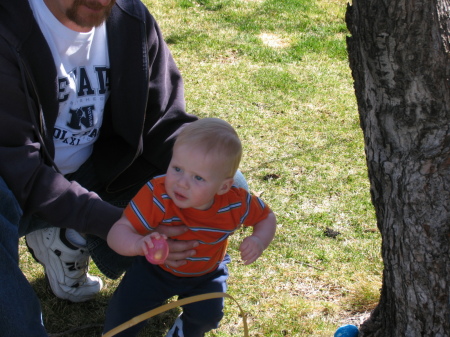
top-left (0, 164), bottom-right (247, 336)
top-left (103, 255), bottom-right (230, 337)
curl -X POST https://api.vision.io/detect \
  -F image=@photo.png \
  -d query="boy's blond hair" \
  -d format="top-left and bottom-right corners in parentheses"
top-left (174, 118), bottom-right (242, 178)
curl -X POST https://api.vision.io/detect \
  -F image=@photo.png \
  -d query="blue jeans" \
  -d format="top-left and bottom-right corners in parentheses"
top-left (0, 177), bottom-right (47, 336)
top-left (103, 255), bottom-right (230, 337)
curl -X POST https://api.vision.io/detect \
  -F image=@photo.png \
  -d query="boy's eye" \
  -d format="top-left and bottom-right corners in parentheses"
top-left (194, 175), bottom-right (204, 182)
top-left (174, 167), bottom-right (181, 172)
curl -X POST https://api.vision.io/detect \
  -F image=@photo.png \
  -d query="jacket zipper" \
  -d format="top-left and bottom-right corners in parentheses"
top-left (105, 19), bottom-right (150, 193)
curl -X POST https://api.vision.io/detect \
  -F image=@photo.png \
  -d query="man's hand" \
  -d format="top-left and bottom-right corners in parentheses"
top-left (154, 224), bottom-right (198, 267)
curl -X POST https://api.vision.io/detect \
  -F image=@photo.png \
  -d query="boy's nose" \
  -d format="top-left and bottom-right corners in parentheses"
top-left (177, 175), bottom-right (189, 189)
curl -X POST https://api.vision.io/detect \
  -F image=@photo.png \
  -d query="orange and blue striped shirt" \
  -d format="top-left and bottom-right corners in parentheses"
top-left (124, 175), bottom-right (271, 277)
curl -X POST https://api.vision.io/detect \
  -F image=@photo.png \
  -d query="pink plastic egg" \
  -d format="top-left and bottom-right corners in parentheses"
top-left (145, 237), bottom-right (169, 264)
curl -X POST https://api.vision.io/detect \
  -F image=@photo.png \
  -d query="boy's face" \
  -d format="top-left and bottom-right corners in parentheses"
top-left (165, 144), bottom-right (233, 210)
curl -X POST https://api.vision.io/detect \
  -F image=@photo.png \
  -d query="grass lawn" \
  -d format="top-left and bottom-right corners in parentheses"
top-left (20, 0), bottom-right (382, 336)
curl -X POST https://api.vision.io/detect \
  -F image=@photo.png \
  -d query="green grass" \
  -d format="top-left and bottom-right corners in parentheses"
top-left (19, 0), bottom-right (382, 336)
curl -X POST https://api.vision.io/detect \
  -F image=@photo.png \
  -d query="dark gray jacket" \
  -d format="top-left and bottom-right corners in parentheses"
top-left (0, 0), bottom-right (196, 238)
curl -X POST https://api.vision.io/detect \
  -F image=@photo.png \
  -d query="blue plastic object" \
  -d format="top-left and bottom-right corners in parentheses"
top-left (334, 324), bottom-right (359, 337)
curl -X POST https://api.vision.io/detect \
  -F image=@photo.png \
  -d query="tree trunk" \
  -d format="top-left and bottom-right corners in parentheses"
top-left (345, 0), bottom-right (450, 336)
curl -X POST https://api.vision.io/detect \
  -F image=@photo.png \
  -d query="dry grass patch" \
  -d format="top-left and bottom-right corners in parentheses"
top-left (259, 33), bottom-right (291, 49)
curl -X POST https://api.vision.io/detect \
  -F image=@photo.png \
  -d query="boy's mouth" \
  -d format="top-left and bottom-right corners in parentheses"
top-left (174, 192), bottom-right (187, 201)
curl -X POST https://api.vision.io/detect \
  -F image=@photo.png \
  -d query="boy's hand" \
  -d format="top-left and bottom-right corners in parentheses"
top-left (140, 232), bottom-right (165, 256)
top-left (239, 235), bottom-right (264, 265)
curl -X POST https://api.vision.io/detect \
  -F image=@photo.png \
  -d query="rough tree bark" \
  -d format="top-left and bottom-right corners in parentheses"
top-left (345, 0), bottom-right (450, 336)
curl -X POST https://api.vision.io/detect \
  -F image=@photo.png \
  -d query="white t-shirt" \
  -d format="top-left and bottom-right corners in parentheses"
top-left (29, 0), bottom-right (110, 174)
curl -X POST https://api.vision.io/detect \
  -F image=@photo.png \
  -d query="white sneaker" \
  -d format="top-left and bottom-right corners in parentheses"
top-left (25, 227), bottom-right (103, 302)
top-left (165, 314), bottom-right (184, 337)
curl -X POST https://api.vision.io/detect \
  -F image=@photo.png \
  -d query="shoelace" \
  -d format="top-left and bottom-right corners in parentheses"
top-left (65, 260), bottom-right (89, 272)
top-left (63, 260), bottom-right (90, 287)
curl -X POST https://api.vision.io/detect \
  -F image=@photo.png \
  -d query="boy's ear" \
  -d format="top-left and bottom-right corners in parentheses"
top-left (217, 178), bottom-right (234, 195)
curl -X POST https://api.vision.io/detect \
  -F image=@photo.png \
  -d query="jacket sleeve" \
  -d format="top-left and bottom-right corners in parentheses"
top-left (0, 36), bottom-right (121, 240)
